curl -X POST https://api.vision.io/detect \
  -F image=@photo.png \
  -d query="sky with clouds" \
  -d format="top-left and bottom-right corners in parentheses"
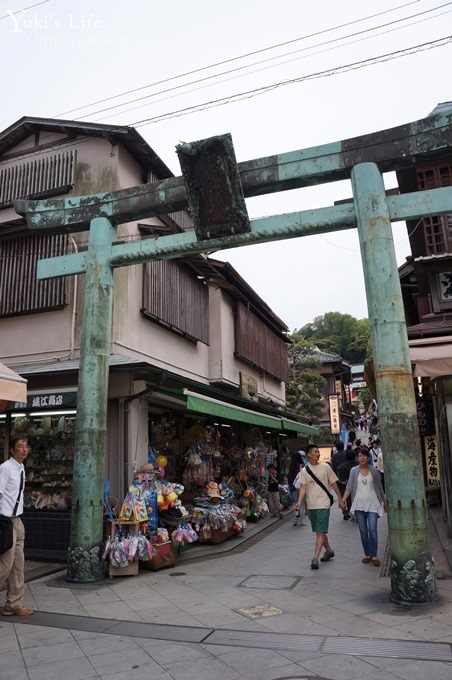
top-left (2, 0), bottom-right (451, 329)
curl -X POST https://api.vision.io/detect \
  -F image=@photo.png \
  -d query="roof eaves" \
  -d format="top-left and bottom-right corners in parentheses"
top-left (0, 116), bottom-right (174, 179)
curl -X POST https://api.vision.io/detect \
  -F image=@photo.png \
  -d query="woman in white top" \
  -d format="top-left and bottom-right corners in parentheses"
top-left (343, 449), bottom-right (385, 567)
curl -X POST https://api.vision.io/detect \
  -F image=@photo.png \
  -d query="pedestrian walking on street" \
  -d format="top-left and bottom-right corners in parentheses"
top-left (288, 451), bottom-right (306, 526)
top-left (295, 444), bottom-right (345, 569)
top-left (376, 447), bottom-right (385, 491)
top-left (342, 449), bottom-right (385, 567)
top-left (267, 464), bottom-right (283, 518)
top-left (331, 440), bottom-right (347, 476)
top-left (337, 448), bottom-right (358, 519)
top-left (0, 435), bottom-right (33, 616)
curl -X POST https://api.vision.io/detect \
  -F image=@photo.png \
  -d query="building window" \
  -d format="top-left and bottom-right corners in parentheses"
top-left (142, 260), bottom-right (209, 344)
top-left (235, 302), bottom-right (289, 382)
top-left (0, 233), bottom-right (68, 317)
top-left (0, 150), bottom-right (77, 208)
top-left (417, 164), bottom-right (452, 255)
top-left (438, 272), bottom-right (452, 301)
top-left (423, 216), bottom-right (447, 254)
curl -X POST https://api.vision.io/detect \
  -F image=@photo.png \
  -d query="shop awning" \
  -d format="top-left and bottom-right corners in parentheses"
top-left (184, 390), bottom-right (282, 429)
top-left (184, 389), bottom-right (318, 435)
top-left (0, 363), bottom-right (27, 403)
top-left (409, 336), bottom-right (452, 378)
top-left (281, 418), bottom-right (319, 436)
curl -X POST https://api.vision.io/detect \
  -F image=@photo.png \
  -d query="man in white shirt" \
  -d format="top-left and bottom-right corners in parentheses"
top-left (0, 436), bottom-right (33, 616)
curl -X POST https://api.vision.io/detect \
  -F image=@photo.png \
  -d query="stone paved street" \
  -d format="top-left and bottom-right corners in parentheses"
top-left (1, 506), bottom-right (452, 679)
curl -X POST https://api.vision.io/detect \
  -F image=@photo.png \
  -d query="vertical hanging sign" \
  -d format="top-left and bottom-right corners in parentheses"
top-left (328, 394), bottom-right (341, 435)
top-left (424, 435), bottom-right (441, 488)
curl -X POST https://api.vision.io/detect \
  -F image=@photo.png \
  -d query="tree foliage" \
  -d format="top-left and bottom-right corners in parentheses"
top-left (359, 388), bottom-right (373, 411)
top-left (286, 312), bottom-right (371, 425)
top-left (294, 312), bottom-right (370, 364)
top-left (286, 333), bottom-right (326, 423)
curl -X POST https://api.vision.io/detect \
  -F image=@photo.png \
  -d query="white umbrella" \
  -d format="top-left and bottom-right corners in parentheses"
top-left (0, 363), bottom-right (27, 404)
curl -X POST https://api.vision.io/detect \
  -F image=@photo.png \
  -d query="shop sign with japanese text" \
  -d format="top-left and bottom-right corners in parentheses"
top-left (328, 394), bottom-right (341, 435)
top-left (416, 395), bottom-right (435, 437)
top-left (424, 435), bottom-right (440, 488)
top-left (10, 390), bottom-right (77, 411)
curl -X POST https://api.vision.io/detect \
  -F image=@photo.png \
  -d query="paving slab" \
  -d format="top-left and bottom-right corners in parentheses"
top-left (2, 503), bottom-right (452, 680)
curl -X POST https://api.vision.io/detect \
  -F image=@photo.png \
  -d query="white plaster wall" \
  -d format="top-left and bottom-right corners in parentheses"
top-left (112, 236), bottom-right (211, 383)
top-left (126, 397), bottom-right (149, 482)
top-left (111, 146), bottom-right (212, 383)
top-left (0, 137), bottom-right (121, 364)
top-left (208, 287), bottom-right (223, 381)
top-left (0, 307), bottom-right (74, 364)
top-left (3, 131), bottom-right (67, 156)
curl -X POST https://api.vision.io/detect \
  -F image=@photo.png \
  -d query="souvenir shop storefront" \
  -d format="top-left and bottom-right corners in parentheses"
top-left (0, 381), bottom-right (316, 564)
top-left (101, 390), bottom-right (316, 574)
top-left (0, 387), bottom-right (77, 559)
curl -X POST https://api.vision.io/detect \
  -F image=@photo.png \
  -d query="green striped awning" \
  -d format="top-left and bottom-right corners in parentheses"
top-left (281, 418), bottom-right (319, 436)
top-left (183, 389), bottom-right (318, 435)
top-left (184, 390), bottom-right (281, 429)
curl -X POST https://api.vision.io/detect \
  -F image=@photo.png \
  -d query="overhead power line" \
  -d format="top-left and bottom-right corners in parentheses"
top-left (90, 4), bottom-right (452, 124)
top-left (4, 31), bottom-right (451, 165)
top-left (55, 0), bottom-right (422, 118)
top-left (0, 0), bottom-right (49, 22)
top-left (130, 34), bottom-right (452, 128)
top-left (70, 1), bottom-right (452, 122)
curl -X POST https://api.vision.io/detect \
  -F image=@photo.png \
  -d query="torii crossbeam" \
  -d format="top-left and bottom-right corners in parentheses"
top-left (15, 109), bottom-right (452, 603)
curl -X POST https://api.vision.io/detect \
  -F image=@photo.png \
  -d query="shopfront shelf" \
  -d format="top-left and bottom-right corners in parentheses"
top-left (22, 510), bottom-right (71, 561)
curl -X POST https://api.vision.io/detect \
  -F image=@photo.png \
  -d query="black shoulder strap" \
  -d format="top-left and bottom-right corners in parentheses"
top-left (306, 466), bottom-right (334, 504)
top-left (13, 470), bottom-right (24, 517)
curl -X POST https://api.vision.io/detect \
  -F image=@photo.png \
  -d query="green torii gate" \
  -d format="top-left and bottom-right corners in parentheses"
top-left (15, 109), bottom-right (452, 603)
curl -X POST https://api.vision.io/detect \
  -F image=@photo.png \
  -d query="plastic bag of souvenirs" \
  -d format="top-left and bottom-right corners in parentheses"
top-left (171, 523), bottom-right (198, 545)
top-left (157, 528), bottom-right (169, 543)
top-left (118, 485), bottom-right (148, 522)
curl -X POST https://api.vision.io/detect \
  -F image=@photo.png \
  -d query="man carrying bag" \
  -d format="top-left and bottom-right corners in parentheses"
top-left (0, 435), bottom-right (33, 616)
top-left (295, 444), bottom-right (345, 570)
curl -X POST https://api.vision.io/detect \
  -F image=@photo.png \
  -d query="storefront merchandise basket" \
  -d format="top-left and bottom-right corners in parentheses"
top-left (199, 525), bottom-right (237, 544)
top-left (158, 512), bottom-right (193, 529)
top-left (140, 540), bottom-right (178, 570)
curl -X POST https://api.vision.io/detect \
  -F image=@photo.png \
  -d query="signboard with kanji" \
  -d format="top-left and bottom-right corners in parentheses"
top-left (416, 395), bottom-right (435, 437)
top-left (328, 394), bottom-right (341, 435)
top-left (424, 435), bottom-right (441, 488)
top-left (10, 390), bottom-right (77, 411)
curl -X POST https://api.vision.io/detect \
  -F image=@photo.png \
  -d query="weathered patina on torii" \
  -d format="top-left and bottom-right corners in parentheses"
top-left (15, 109), bottom-right (452, 603)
